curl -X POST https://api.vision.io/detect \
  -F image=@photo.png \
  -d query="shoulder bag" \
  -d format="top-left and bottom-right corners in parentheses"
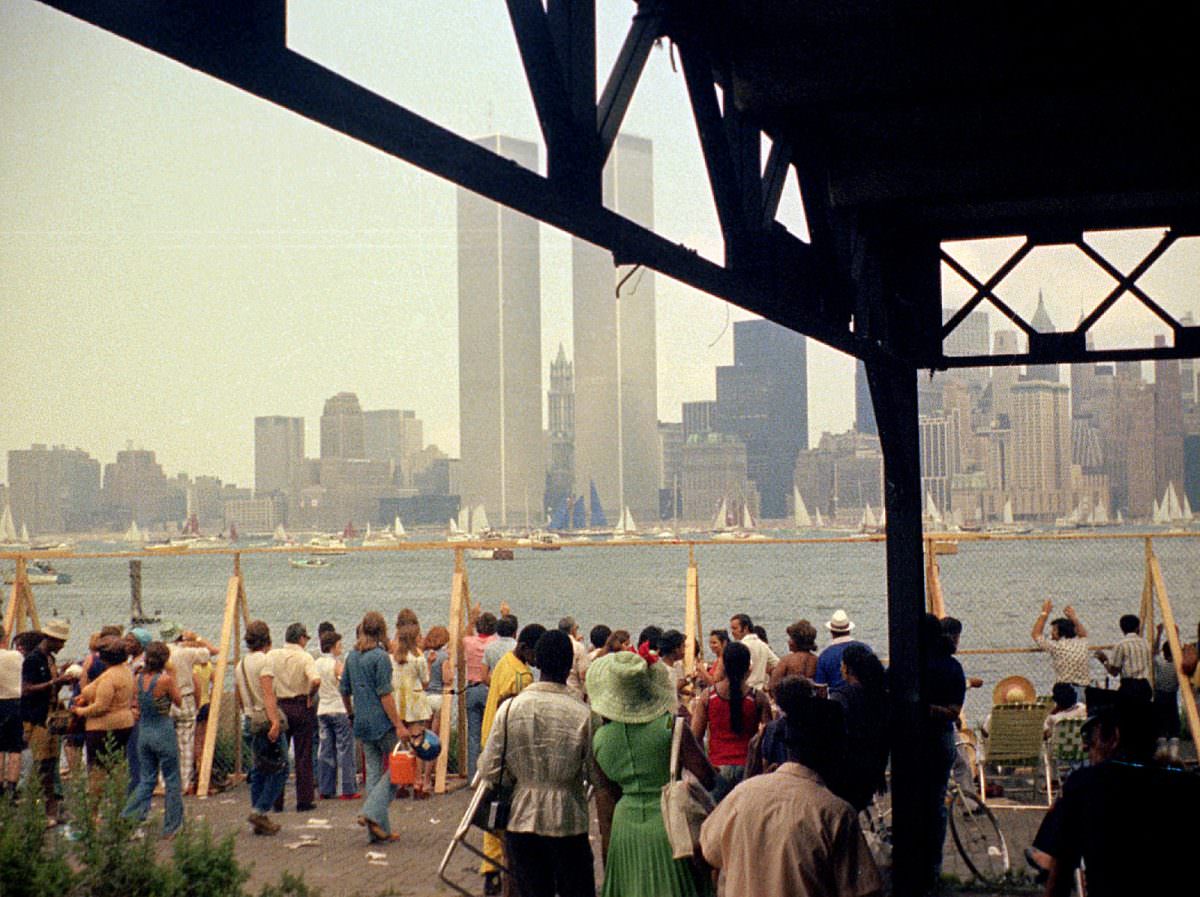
top-left (470, 702), bottom-right (513, 831)
top-left (660, 715), bottom-right (715, 860)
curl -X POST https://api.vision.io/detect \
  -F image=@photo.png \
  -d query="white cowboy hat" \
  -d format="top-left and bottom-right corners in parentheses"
top-left (825, 609), bottom-right (855, 634)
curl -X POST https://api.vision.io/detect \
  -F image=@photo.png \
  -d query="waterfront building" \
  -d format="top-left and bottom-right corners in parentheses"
top-left (364, 409), bottom-right (423, 477)
top-left (793, 430), bottom-right (884, 523)
top-left (223, 497), bottom-right (277, 534)
top-left (304, 458), bottom-right (397, 531)
top-left (683, 400), bottom-right (717, 440)
top-left (854, 362), bottom-right (877, 436)
top-left (190, 475), bottom-right (225, 530)
top-left (320, 393), bottom-right (366, 460)
top-left (918, 415), bottom-right (953, 519)
top-left (657, 421), bottom-right (684, 519)
top-left (1108, 375), bottom-right (1157, 518)
top-left (457, 135), bottom-right (543, 528)
top-left (941, 307), bottom-right (991, 391)
top-left (102, 449), bottom-right (171, 528)
top-left (573, 134), bottom-right (659, 525)
top-left (680, 433), bottom-right (756, 524)
top-left (546, 344), bottom-right (575, 519)
top-left (255, 415), bottom-right (305, 524)
top-left (6, 444), bottom-right (101, 533)
top-left (715, 319), bottom-right (808, 519)
top-left (415, 456), bottom-right (460, 497)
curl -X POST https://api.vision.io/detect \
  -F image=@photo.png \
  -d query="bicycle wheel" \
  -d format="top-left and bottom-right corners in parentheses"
top-left (949, 787), bottom-right (1009, 883)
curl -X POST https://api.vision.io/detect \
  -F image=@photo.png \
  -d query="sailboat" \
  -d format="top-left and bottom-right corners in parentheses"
top-left (588, 480), bottom-right (608, 530)
top-left (611, 506), bottom-right (639, 541)
top-left (447, 516), bottom-right (470, 542)
top-left (859, 503), bottom-right (879, 533)
top-left (711, 498), bottom-right (730, 533)
top-left (394, 515), bottom-right (408, 539)
top-left (0, 505), bottom-right (27, 549)
top-left (124, 520), bottom-right (145, 544)
top-left (793, 487), bottom-right (812, 530)
top-left (924, 490), bottom-right (944, 529)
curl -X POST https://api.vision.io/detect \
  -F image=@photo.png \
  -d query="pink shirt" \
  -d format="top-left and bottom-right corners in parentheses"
top-left (463, 633), bottom-right (496, 684)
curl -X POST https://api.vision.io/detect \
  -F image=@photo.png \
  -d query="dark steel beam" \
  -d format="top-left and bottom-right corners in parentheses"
top-left (505, 1), bottom-right (579, 177)
top-left (937, 333), bottom-right (1200, 368)
top-left (545, 0), bottom-right (599, 201)
top-left (596, 5), bottom-right (663, 161)
top-left (867, 355), bottom-right (926, 897)
top-left (761, 138), bottom-right (791, 229)
top-left (1075, 233), bottom-right (1180, 333)
top-left (33, 1), bottom-right (878, 360)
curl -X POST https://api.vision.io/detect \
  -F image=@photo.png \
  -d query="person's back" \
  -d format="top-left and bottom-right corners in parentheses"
top-left (1049, 760), bottom-right (1196, 896)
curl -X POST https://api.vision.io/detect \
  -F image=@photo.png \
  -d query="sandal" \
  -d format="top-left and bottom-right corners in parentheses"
top-left (358, 815), bottom-right (400, 843)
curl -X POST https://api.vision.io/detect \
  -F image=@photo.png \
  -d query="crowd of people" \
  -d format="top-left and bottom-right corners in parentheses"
top-left (2, 599), bottom-right (1199, 897)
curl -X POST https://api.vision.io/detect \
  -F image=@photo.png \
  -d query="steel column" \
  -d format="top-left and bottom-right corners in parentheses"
top-left (868, 356), bottom-right (926, 897)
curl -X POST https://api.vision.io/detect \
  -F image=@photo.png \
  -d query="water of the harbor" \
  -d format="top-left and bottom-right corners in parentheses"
top-left (13, 531), bottom-right (1199, 727)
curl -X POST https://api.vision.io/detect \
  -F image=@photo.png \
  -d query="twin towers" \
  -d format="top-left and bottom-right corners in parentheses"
top-left (457, 135), bottom-right (658, 528)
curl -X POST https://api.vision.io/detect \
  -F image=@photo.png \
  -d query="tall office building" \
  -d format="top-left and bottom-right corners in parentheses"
top-left (715, 319), bottom-right (808, 518)
top-left (854, 362), bottom-right (877, 435)
top-left (6, 445), bottom-right (101, 533)
top-left (1153, 334), bottom-right (1185, 503)
top-left (990, 330), bottom-right (1022, 425)
top-left (942, 307), bottom-right (990, 390)
top-left (102, 449), bottom-right (171, 527)
top-left (573, 134), bottom-right (658, 524)
top-left (682, 401), bottom-right (717, 440)
top-left (320, 393), bottom-right (365, 460)
top-left (255, 416), bottom-right (305, 498)
top-left (1009, 380), bottom-right (1071, 517)
top-left (546, 344), bottom-right (575, 515)
top-left (1023, 291), bottom-right (1061, 383)
top-left (457, 135), bottom-right (543, 527)
top-left (363, 410), bottom-right (422, 463)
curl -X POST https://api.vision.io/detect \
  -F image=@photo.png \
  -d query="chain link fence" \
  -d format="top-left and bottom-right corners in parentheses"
top-left (5, 531), bottom-right (1198, 790)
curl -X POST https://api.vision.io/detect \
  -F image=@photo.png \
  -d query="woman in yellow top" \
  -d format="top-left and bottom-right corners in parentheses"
top-left (392, 621), bottom-right (432, 797)
top-left (72, 636), bottom-right (136, 794)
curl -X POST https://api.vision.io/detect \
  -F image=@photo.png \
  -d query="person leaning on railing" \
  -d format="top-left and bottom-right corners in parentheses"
top-left (1031, 601), bottom-right (1091, 701)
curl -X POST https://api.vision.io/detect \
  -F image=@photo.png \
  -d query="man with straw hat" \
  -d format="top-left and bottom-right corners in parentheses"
top-left (20, 618), bottom-right (76, 821)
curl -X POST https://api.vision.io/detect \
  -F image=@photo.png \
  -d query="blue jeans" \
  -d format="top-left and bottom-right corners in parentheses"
top-left (125, 722), bottom-right (140, 797)
top-left (922, 727), bottom-right (957, 888)
top-left (318, 713), bottom-right (357, 797)
top-left (122, 718), bottom-right (183, 835)
top-left (466, 683), bottom-right (488, 780)
top-left (360, 731), bottom-right (398, 836)
top-left (710, 764), bottom-right (745, 804)
top-left (249, 724), bottom-right (289, 815)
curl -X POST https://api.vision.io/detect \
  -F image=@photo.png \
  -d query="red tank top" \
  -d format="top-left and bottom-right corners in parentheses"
top-left (707, 688), bottom-right (757, 766)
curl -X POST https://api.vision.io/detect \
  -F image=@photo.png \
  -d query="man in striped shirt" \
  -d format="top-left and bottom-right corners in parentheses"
top-left (1097, 614), bottom-right (1152, 700)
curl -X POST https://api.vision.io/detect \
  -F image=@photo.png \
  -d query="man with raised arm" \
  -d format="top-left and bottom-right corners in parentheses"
top-left (1032, 601), bottom-right (1091, 700)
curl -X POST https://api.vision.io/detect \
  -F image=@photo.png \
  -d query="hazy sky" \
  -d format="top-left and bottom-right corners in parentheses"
top-left (2, 2), bottom-right (1195, 486)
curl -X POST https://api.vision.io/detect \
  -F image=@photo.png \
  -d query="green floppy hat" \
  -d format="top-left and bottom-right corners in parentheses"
top-left (586, 650), bottom-right (675, 724)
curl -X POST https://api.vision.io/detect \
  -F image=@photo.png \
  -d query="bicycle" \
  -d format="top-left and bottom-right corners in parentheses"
top-left (862, 738), bottom-right (1010, 886)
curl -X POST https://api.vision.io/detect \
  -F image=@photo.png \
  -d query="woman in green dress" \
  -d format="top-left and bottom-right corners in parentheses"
top-left (588, 647), bottom-right (717, 897)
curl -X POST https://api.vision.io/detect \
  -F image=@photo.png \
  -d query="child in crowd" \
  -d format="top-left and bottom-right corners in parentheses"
top-left (316, 630), bottom-right (359, 800)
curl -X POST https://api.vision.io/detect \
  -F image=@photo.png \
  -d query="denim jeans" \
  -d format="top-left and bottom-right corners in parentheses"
top-left (122, 717), bottom-right (183, 835)
top-left (249, 726), bottom-right (289, 815)
top-left (709, 764), bottom-right (746, 804)
top-left (360, 731), bottom-right (398, 835)
top-left (922, 727), bottom-right (957, 889)
top-left (465, 683), bottom-right (488, 781)
top-left (318, 713), bottom-right (357, 797)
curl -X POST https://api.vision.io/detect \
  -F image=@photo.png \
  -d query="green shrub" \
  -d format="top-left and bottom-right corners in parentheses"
top-left (170, 824), bottom-right (250, 897)
top-left (0, 779), bottom-right (75, 897)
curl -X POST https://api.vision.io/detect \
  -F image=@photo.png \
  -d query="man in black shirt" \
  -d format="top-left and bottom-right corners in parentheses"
top-left (20, 619), bottom-right (74, 820)
top-left (919, 614), bottom-right (966, 892)
top-left (1043, 699), bottom-right (1194, 896)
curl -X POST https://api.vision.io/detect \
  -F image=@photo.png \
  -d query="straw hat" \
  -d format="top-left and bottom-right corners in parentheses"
top-left (586, 650), bottom-right (675, 724)
top-left (825, 609), bottom-right (855, 635)
top-left (992, 675), bottom-right (1036, 705)
top-left (42, 618), bottom-right (70, 641)
top-left (159, 622), bottom-right (183, 642)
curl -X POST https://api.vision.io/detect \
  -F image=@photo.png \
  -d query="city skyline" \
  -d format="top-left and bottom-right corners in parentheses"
top-left (4, 2), bottom-right (1198, 489)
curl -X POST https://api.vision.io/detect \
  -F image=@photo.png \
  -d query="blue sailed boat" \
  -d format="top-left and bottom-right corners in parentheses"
top-left (589, 480), bottom-right (608, 528)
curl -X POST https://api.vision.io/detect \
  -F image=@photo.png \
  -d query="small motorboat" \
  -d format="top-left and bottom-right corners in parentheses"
top-left (4, 560), bottom-right (72, 585)
top-left (290, 557), bottom-right (331, 569)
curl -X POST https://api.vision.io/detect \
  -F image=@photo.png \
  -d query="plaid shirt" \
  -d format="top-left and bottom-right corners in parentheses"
top-left (1109, 634), bottom-right (1152, 680)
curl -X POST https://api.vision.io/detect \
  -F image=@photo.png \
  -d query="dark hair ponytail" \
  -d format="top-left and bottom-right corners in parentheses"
top-left (722, 641), bottom-right (751, 734)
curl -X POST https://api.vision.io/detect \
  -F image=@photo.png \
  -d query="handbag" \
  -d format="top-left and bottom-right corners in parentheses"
top-left (660, 715), bottom-right (716, 860)
top-left (470, 703), bottom-right (513, 832)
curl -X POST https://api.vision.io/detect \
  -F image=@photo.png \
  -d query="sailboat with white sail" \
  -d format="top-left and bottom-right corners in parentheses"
top-left (611, 506), bottom-right (639, 541)
top-left (124, 520), bottom-right (145, 544)
top-left (793, 487), bottom-right (813, 531)
top-left (0, 505), bottom-right (27, 549)
top-left (988, 497), bottom-right (1030, 534)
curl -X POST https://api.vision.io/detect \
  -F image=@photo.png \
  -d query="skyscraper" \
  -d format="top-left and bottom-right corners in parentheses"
top-left (1023, 291), bottom-right (1061, 383)
top-left (941, 307), bottom-right (990, 390)
top-left (573, 134), bottom-right (658, 524)
top-left (1153, 334), bottom-right (1185, 502)
top-left (6, 444), bottom-right (101, 533)
top-left (990, 330), bottom-right (1022, 425)
top-left (457, 135), bottom-right (543, 527)
top-left (1009, 380), bottom-right (1071, 517)
top-left (715, 319), bottom-right (808, 518)
top-left (320, 392), bottom-right (365, 460)
top-left (255, 416), bottom-right (305, 496)
top-left (546, 344), bottom-right (575, 516)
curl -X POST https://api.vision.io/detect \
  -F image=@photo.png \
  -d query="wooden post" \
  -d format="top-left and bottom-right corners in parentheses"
top-left (197, 558), bottom-right (246, 798)
top-left (1146, 540), bottom-right (1200, 748)
top-left (436, 548), bottom-right (469, 793)
top-left (1139, 539), bottom-right (1157, 687)
top-left (684, 544), bottom-right (700, 676)
top-left (3, 557), bottom-right (40, 637)
top-left (924, 539), bottom-right (955, 618)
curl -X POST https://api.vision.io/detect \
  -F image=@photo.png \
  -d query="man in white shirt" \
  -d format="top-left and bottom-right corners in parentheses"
top-left (270, 622), bottom-right (321, 812)
top-left (701, 697), bottom-right (882, 897)
top-left (236, 620), bottom-right (285, 836)
top-left (1097, 614), bottom-right (1153, 700)
top-left (162, 622), bottom-right (219, 793)
top-left (730, 613), bottom-right (778, 690)
top-left (478, 629), bottom-right (594, 897)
